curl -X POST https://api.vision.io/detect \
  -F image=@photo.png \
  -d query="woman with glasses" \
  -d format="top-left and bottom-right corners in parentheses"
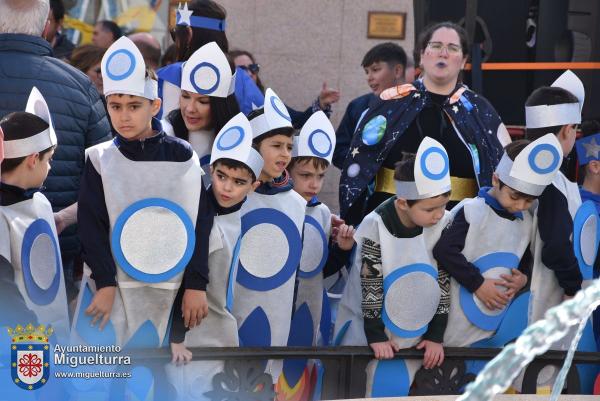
top-left (230, 48), bottom-right (340, 129)
top-left (337, 21), bottom-right (509, 226)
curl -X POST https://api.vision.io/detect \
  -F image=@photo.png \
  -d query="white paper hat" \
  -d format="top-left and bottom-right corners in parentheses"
top-left (210, 112), bottom-right (264, 179)
top-left (395, 137), bottom-right (451, 200)
top-left (250, 88), bottom-right (292, 138)
top-left (292, 111), bottom-right (336, 164)
top-left (496, 133), bottom-right (563, 196)
top-left (526, 70), bottom-right (583, 129)
top-left (3, 87), bottom-right (58, 159)
top-left (102, 37), bottom-right (157, 100)
top-left (181, 42), bottom-right (235, 98)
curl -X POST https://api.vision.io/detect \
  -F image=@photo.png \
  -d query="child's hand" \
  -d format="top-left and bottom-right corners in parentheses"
top-left (170, 342), bottom-right (193, 366)
top-left (369, 340), bottom-right (400, 360)
top-left (330, 214), bottom-right (345, 242)
top-left (474, 279), bottom-right (510, 310)
top-left (500, 268), bottom-right (527, 298)
top-left (335, 224), bottom-right (356, 251)
top-left (416, 340), bottom-right (444, 369)
top-left (182, 289), bottom-right (208, 329)
top-left (85, 286), bottom-right (116, 330)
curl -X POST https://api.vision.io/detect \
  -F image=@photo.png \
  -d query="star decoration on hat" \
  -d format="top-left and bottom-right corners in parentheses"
top-left (177, 2), bottom-right (193, 26)
top-left (583, 137), bottom-right (600, 158)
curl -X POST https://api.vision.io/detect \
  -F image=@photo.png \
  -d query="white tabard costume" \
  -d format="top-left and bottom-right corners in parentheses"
top-left (74, 140), bottom-right (203, 347)
top-left (359, 208), bottom-right (450, 397)
top-left (232, 189), bottom-right (305, 380)
top-left (295, 202), bottom-right (332, 345)
top-left (443, 197), bottom-right (532, 347)
top-left (529, 172), bottom-right (582, 324)
top-left (167, 210), bottom-right (241, 400)
top-left (0, 193), bottom-right (69, 340)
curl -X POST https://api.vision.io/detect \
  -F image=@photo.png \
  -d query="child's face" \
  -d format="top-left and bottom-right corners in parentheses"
top-left (364, 61), bottom-right (404, 96)
top-left (492, 174), bottom-right (536, 214)
top-left (30, 148), bottom-right (54, 188)
top-left (210, 163), bottom-right (257, 208)
top-left (396, 195), bottom-right (449, 228)
top-left (106, 94), bottom-right (161, 141)
top-left (179, 90), bottom-right (212, 131)
top-left (289, 160), bottom-right (327, 201)
top-left (257, 134), bottom-right (293, 181)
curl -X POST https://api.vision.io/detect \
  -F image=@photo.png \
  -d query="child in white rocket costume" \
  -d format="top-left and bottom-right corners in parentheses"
top-left (232, 89), bottom-right (306, 381)
top-left (0, 88), bottom-right (69, 341)
top-left (167, 113), bottom-right (264, 401)
top-left (74, 37), bottom-right (210, 348)
top-left (434, 135), bottom-right (563, 349)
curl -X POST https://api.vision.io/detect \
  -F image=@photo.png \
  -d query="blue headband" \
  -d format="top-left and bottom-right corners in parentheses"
top-left (176, 12), bottom-right (226, 31)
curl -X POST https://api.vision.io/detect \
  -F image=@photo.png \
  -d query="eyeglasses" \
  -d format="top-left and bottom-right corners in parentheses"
top-left (427, 41), bottom-right (462, 54)
top-left (238, 63), bottom-right (260, 74)
top-left (94, 67), bottom-right (101, 75)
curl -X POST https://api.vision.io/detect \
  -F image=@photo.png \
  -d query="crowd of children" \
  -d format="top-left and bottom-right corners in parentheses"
top-left (0, 22), bottom-right (599, 401)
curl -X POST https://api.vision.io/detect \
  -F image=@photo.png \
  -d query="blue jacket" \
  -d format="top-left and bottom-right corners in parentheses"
top-left (0, 34), bottom-right (111, 254)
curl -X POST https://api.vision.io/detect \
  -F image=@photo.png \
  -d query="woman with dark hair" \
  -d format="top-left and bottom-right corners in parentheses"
top-left (161, 42), bottom-right (239, 187)
top-left (337, 21), bottom-right (509, 225)
top-left (230, 48), bottom-right (340, 129)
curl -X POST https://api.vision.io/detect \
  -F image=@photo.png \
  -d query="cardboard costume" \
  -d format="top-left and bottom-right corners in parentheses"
top-left (0, 88), bottom-right (68, 340)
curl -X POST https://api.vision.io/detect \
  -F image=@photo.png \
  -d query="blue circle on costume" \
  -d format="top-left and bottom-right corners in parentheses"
top-left (361, 115), bottom-right (387, 145)
top-left (111, 198), bottom-right (196, 283)
top-left (216, 126), bottom-right (244, 151)
top-left (270, 96), bottom-right (291, 122)
top-left (21, 219), bottom-right (61, 305)
top-left (382, 263), bottom-right (438, 338)
top-left (308, 130), bottom-right (332, 158)
top-left (528, 144), bottom-right (560, 174)
top-left (190, 62), bottom-right (221, 95)
top-left (105, 49), bottom-right (136, 81)
top-left (298, 215), bottom-right (328, 278)
top-left (236, 208), bottom-right (302, 291)
top-left (573, 201), bottom-right (599, 280)
top-left (459, 252), bottom-right (519, 331)
top-left (420, 147), bottom-right (449, 180)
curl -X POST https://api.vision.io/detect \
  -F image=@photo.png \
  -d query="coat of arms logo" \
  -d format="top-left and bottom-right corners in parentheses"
top-left (8, 323), bottom-right (53, 390)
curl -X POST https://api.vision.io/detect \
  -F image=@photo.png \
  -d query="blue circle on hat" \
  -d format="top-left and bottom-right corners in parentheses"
top-left (111, 198), bottom-right (195, 283)
top-left (420, 147), bottom-right (449, 180)
top-left (217, 126), bottom-right (244, 151)
top-left (236, 208), bottom-right (302, 291)
top-left (308, 129), bottom-right (332, 158)
top-left (528, 143), bottom-right (560, 174)
top-left (382, 263), bottom-right (438, 338)
top-left (21, 219), bottom-right (61, 305)
top-left (270, 96), bottom-right (291, 122)
top-left (105, 49), bottom-right (136, 81)
top-left (459, 252), bottom-right (519, 331)
top-left (190, 62), bottom-right (221, 95)
top-left (297, 215), bottom-right (328, 278)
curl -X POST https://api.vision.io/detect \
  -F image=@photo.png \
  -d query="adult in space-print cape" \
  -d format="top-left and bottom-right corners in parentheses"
top-left (0, 88), bottom-right (68, 340)
top-left (338, 79), bottom-right (506, 220)
top-left (231, 89), bottom-right (305, 383)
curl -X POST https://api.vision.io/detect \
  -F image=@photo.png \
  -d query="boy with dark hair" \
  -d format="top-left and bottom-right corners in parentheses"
top-left (348, 137), bottom-right (451, 396)
top-left (434, 135), bottom-right (563, 348)
top-left (525, 71), bottom-right (585, 325)
top-left (333, 42), bottom-right (409, 168)
top-left (232, 88), bottom-right (306, 381)
top-left (0, 87), bottom-right (69, 339)
top-left (168, 113), bottom-right (263, 398)
top-left (74, 37), bottom-right (211, 350)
